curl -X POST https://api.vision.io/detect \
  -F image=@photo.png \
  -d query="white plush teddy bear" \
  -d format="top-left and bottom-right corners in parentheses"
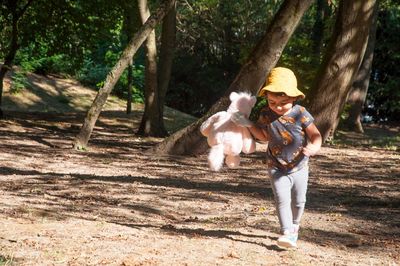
top-left (200, 91), bottom-right (257, 171)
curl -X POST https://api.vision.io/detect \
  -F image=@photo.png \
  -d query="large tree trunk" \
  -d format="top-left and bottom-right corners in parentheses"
top-left (151, 0), bottom-right (314, 156)
top-left (157, 2), bottom-right (176, 135)
top-left (345, 2), bottom-right (379, 133)
top-left (73, 0), bottom-right (176, 150)
top-left (306, 0), bottom-right (377, 142)
top-left (137, 0), bottom-right (168, 137)
top-left (311, 0), bottom-right (330, 63)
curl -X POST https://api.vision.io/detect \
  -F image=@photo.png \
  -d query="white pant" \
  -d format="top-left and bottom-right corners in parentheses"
top-left (269, 166), bottom-right (309, 233)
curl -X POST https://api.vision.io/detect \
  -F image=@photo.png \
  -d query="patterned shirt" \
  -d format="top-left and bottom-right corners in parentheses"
top-left (257, 104), bottom-right (314, 173)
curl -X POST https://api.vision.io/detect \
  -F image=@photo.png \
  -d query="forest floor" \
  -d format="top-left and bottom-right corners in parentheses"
top-left (0, 71), bottom-right (399, 265)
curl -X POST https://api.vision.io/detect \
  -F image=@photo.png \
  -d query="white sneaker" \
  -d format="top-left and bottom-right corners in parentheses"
top-left (277, 232), bottom-right (298, 248)
top-left (277, 225), bottom-right (299, 248)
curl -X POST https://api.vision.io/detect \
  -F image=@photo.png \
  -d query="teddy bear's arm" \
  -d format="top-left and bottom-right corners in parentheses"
top-left (241, 127), bottom-right (256, 154)
top-left (200, 112), bottom-right (224, 137)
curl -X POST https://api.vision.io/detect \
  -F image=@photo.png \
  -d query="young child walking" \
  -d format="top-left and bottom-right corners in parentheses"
top-left (232, 67), bottom-right (322, 248)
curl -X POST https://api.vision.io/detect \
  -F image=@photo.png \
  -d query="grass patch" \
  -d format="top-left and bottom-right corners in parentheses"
top-left (10, 71), bottom-right (30, 94)
top-left (0, 254), bottom-right (14, 266)
top-left (332, 124), bottom-right (399, 150)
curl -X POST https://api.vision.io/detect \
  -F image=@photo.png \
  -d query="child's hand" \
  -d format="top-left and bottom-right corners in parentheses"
top-left (231, 112), bottom-right (254, 127)
top-left (303, 143), bottom-right (320, 157)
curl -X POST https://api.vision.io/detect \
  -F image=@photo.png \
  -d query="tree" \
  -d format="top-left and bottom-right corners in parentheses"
top-left (136, 0), bottom-right (176, 137)
top-left (137, 0), bottom-right (168, 137)
top-left (0, 0), bottom-right (34, 118)
top-left (151, 0), bottom-right (314, 156)
top-left (168, 0), bottom-right (282, 116)
top-left (73, 0), bottom-right (176, 150)
top-left (306, 0), bottom-right (378, 141)
top-left (122, 1), bottom-right (140, 114)
top-left (157, 1), bottom-right (176, 134)
top-left (311, 0), bottom-right (331, 63)
top-left (0, 0), bottom-right (126, 118)
top-left (345, 1), bottom-right (379, 133)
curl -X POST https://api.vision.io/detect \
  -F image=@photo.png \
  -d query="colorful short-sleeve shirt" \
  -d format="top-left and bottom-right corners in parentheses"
top-left (257, 104), bottom-right (314, 173)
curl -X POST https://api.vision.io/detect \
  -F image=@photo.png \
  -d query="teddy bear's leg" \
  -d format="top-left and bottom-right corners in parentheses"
top-left (225, 155), bottom-right (240, 168)
top-left (208, 144), bottom-right (225, 171)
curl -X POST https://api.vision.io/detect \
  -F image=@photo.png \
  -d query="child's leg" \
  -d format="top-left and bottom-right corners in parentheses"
top-left (269, 168), bottom-right (293, 233)
top-left (290, 166), bottom-right (309, 226)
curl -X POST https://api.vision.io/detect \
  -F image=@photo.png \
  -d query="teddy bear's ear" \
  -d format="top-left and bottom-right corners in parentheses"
top-left (229, 92), bottom-right (239, 102)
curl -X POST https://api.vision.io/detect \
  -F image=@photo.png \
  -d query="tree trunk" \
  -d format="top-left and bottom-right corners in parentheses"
top-left (73, 0), bottom-right (176, 150)
top-left (311, 0), bottom-right (330, 63)
top-left (151, 0), bottom-right (314, 156)
top-left (157, 2), bottom-right (176, 135)
top-left (345, 2), bottom-right (379, 133)
top-left (137, 0), bottom-right (168, 137)
top-left (123, 1), bottom-right (139, 115)
top-left (306, 0), bottom-right (377, 142)
top-left (126, 61), bottom-right (133, 114)
top-left (0, 0), bottom-right (31, 118)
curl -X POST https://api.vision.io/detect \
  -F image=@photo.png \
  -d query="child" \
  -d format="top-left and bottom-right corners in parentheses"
top-left (232, 67), bottom-right (322, 248)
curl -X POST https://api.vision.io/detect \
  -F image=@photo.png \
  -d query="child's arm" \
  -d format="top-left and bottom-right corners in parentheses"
top-left (231, 112), bottom-right (269, 142)
top-left (303, 122), bottom-right (322, 156)
top-left (247, 125), bottom-right (269, 142)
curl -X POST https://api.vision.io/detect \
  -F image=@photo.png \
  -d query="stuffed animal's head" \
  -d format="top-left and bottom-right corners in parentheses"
top-left (227, 92), bottom-right (257, 117)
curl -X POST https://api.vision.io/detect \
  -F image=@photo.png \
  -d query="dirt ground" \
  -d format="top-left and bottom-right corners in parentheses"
top-left (0, 72), bottom-right (399, 265)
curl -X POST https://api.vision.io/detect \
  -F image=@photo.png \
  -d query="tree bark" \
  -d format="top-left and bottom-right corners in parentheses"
top-left (137, 0), bottom-right (168, 137)
top-left (311, 0), bottom-right (330, 63)
top-left (345, 1), bottom-right (379, 133)
top-left (306, 0), bottom-right (377, 142)
top-left (126, 61), bottom-right (133, 114)
top-left (73, 0), bottom-right (176, 150)
top-left (151, 0), bottom-right (314, 156)
top-left (157, 2), bottom-right (176, 135)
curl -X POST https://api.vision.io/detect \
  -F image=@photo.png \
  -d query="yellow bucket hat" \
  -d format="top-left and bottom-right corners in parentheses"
top-left (258, 67), bottom-right (305, 99)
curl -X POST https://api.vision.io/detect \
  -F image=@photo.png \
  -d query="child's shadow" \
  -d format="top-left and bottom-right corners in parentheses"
top-left (161, 225), bottom-right (286, 251)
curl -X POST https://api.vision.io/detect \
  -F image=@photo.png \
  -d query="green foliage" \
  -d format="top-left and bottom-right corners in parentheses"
top-left (76, 42), bottom-right (145, 104)
top-left (279, 1), bottom-right (335, 95)
top-left (16, 53), bottom-right (73, 76)
top-left (168, 0), bottom-right (283, 115)
top-left (56, 95), bottom-right (70, 104)
top-left (76, 58), bottom-right (109, 87)
top-left (0, 254), bottom-right (14, 265)
top-left (167, 55), bottom-right (228, 116)
top-left (10, 70), bottom-right (29, 94)
top-left (2, 0), bottom-right (399, 122)
top-left (334, 129), bottom-right (400, 151)
top-left (367, 78), bottom-right (400, 120)
top-left (4, 0), bottom-right (145, 104)
top-left (249, 97), bottom-right (267, 122)
top-left (368, 2), bottom-right (400, 121)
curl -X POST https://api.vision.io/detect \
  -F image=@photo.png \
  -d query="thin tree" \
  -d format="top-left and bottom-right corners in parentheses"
top-left (151, 0), bottom-right (314, 156)
top-left (73, 0), bottom-right (176, 150)
top-left (345, 1), bottom-right (379, 133)
top-left (122, 1), bottom-right (140, 114)
top-left (306, 0), bottom-right (377, 141)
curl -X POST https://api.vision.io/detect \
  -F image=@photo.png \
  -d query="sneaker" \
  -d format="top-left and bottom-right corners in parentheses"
top-left (277, 232), bottom-right (298, 248)
top-left (277, 227), bottom-right (299, 248)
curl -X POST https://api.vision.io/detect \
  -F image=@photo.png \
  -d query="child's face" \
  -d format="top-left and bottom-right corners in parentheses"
top-left (266, 93), bottom-right (295, 115)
